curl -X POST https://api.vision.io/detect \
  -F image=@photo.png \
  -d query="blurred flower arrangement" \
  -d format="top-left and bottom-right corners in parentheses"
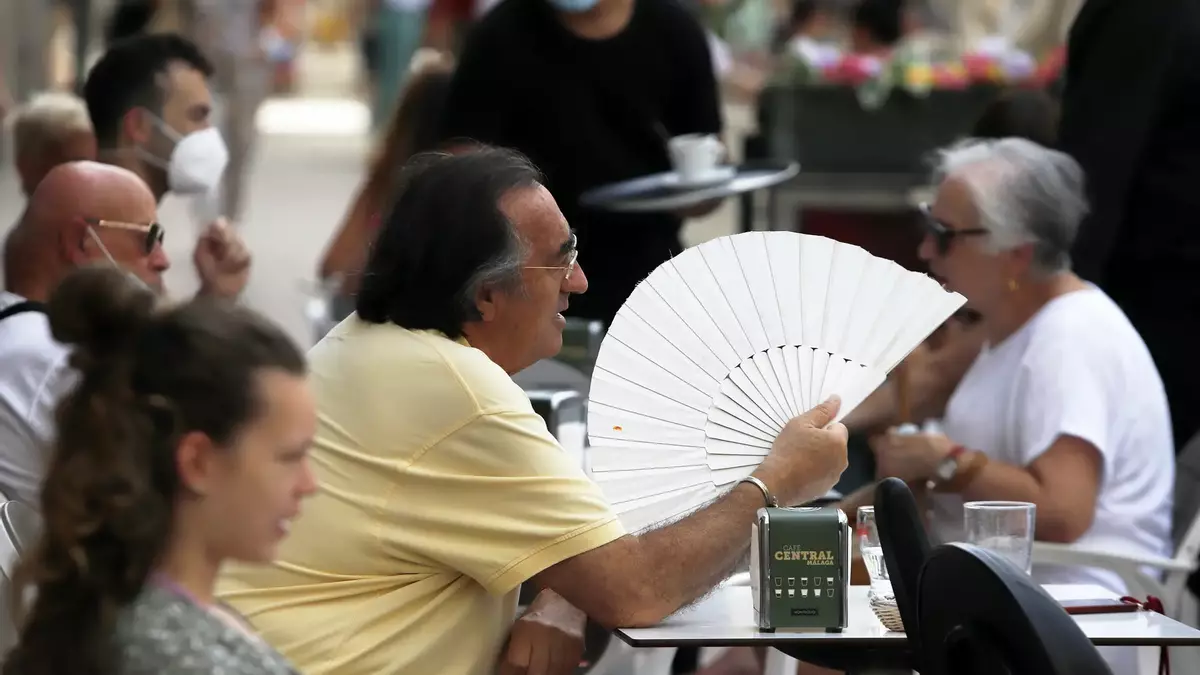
top-left (774, 37), bottom-right (1066, 109)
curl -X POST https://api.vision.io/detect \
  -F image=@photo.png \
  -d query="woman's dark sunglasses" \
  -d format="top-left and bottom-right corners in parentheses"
top-left (918, 202), bottom-right (989, 256)
top-left (83, 217), bottom-right (165, 254)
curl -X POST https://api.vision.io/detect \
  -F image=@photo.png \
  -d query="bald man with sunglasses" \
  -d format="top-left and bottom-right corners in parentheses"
top-left (0, 160), bottom-right (250, 505)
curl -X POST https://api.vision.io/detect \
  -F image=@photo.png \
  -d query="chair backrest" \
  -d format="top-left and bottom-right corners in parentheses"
top-left (1171, 429), bottom-right (1200, 551)
top-left (513, 359), bottom-right (592, 397)
top-left (918, 543), bottom-right (1113, 675)
top-left (514, 358), bottom-right (591, 472)
top-left (1, 501), bottom-right (41, 559)
top-left (523, 389), bottom-right (587, 472)
top-left (0, 501), bottom-right (38, 659)
top-left (873, 478), bottom-right (932, 657)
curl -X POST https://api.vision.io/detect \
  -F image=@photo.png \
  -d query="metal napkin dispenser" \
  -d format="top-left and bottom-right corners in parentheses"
top-left (750, 506), bottom-right (851, 632)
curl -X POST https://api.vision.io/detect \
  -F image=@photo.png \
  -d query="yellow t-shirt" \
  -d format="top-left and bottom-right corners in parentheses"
top-left (217, 318), bottom-right (625, 675)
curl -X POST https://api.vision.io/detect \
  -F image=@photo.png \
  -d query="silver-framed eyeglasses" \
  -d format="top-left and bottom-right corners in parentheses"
top-left (525, 232), bottom-right (579, 281)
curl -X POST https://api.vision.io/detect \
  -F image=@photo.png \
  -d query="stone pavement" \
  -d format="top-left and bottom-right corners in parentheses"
top-left (0, 43), bottom-right (746, 349)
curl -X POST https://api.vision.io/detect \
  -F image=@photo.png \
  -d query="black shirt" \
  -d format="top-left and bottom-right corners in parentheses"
top-left (438, 0), bottom-right (723, 324)
top-left (1058, 0), bottom-right (1200, 451)
top-left (1060, 0), bottom-right (1200, 305)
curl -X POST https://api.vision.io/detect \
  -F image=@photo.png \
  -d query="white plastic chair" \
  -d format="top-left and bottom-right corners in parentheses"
top-left (0, 500), bottom-right (38, 658)
top-left (1, 500), bottom-right (40, 558)
top-left (1032, 506), bottom-right (1200, 674)
top-left (0, 508), bottom-right (20, 656)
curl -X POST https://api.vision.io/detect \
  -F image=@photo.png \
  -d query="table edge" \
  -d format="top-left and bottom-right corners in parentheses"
top-left (613, 632), bottom-right (904, 648)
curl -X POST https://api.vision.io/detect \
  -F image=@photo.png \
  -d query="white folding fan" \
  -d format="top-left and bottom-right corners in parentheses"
top-left (586, 231), bottom-right (966, 533)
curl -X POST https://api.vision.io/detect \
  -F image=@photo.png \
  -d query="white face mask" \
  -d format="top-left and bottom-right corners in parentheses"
top-left (137, 117), bottom-right (230, 195)
top-left (165, 126), bottom-right (229, 195)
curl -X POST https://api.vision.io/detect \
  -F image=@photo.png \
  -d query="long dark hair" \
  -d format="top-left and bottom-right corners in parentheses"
top-left (2, 266), bottom-right (305, 675)
top-left (364, 64), bottom-right (454, 213)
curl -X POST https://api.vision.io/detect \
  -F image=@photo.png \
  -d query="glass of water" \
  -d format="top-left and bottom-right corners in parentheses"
top-left (963, 501), bottom-right (1036, 573)
top-left (857, 506), bottom-right (891, 593)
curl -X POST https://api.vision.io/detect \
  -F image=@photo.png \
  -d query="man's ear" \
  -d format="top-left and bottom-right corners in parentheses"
top-left (61, 219), bottom-right (92, 266)
top-left (121, 107), bottom-right (154, 146)
top-left (475, 284), bottom-right (498, 322)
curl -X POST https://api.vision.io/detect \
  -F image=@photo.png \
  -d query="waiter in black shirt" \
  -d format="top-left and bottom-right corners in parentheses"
top-left (437, 0), bottom-right (723, 325)
top-left (1058, 0), bottom-right (1200, 453)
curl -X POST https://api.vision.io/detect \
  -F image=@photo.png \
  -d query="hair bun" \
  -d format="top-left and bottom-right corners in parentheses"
top-left (48, 265), bottom-right (157, 355)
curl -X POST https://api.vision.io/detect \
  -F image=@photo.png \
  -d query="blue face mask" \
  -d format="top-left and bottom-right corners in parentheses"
top-left (547, 0), bottom-right (600, 13)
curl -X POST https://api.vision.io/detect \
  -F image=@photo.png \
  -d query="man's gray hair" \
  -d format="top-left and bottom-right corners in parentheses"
top-left (931, 137), bottom-right (1089, 274)
top-left (458, 224), bottom-right (527, 321)
top-left (8, 91), bottom-right (93, 161)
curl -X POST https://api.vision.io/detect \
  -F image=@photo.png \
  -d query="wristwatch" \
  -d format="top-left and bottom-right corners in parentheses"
top-left (933, 445), bottom-right (967, 484)
top-left (929, 446), bottom-right (988, 493)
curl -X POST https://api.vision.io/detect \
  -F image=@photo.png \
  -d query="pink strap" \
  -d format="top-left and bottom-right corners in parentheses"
top-left (150, 573), bottom-right (208, 608)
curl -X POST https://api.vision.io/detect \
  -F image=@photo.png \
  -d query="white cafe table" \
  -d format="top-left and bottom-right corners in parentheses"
top-left (616, 584), bottom-right (1200, 674)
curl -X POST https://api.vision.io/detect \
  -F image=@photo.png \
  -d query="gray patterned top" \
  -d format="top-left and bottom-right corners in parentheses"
top-left (113, 585), bottom-right (299, 675)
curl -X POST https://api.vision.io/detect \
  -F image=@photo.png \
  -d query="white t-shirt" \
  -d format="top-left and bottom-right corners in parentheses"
top-left (0, 292), bottom-right (76, 505)
top-left (929, 286), bottom-right (1174, 594)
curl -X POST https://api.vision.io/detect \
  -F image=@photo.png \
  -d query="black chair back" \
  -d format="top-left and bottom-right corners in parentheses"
top-left (873, 478), bottom-right (933, 656)
top-left (918, 543), bottom-right (1114, 675)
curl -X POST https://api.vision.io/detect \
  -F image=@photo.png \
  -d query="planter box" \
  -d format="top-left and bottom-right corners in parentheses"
top-left (758, 85), bottom-right (1007, 174)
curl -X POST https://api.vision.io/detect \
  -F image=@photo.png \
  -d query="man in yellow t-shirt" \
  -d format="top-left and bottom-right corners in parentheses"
top-left (218, 147), bottom-right (849, 675)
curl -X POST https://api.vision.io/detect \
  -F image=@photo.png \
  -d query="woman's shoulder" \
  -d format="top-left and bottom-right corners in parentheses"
top-left (114, 586), bottom-right (297, 675)
top-left (1026, 287), bottom-right (1136, 345)
top-left (1019, 287), bottom-right (1158, 377)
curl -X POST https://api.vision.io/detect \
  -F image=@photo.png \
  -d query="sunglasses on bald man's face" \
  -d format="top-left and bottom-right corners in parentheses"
top-left (83, 218), bottom-right (165, 255)
top-left (917, 203), bottom-right (990, 256)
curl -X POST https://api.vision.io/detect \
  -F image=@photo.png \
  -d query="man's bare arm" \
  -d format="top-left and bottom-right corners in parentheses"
top-left (532, 482), bottom-right (768, 628)
top-left (532, 399), bottom-right (849, 629)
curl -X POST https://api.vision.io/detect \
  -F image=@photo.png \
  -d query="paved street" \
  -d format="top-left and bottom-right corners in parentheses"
top-left (0, 45), bottom-right (744, 350)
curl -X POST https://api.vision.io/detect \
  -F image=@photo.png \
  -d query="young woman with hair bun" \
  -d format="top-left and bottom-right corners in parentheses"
top-left (3, 265), bottom-right (318, 675)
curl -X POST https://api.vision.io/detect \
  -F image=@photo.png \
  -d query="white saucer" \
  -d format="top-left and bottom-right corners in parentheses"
top-left (663, 166), bottom-right (737, 189)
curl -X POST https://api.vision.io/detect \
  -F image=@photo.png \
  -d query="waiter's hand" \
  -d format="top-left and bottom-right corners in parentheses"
top-left (498, 589), bottom-right (587, 675)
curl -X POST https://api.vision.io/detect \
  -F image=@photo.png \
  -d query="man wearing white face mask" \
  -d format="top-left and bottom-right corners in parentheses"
top-left (82, 32), bottom-right (251, 299)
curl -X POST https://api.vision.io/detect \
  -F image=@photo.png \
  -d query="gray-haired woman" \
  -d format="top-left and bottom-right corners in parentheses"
top-left (872, 137), bottom-right (1172, 675)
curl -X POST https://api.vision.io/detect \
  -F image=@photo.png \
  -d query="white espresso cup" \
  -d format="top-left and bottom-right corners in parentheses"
top-left (668, 133), bottom-right (724, 183)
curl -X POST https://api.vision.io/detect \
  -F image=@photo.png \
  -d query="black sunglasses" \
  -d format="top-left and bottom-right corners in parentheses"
top-left (918, 203), bottom-right (989, 256)
top-left (84, 218), bottom-right (165, 255)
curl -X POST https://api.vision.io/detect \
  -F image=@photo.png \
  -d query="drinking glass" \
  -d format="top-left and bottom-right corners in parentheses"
top-left (963, 501), bottom-right (1036, 573)
top-left (857, 506), bottom-right (891, 593)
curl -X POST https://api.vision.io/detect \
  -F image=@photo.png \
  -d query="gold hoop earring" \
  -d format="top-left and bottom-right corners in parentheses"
top-left (1008, 279), bottom-right (1019, 292)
